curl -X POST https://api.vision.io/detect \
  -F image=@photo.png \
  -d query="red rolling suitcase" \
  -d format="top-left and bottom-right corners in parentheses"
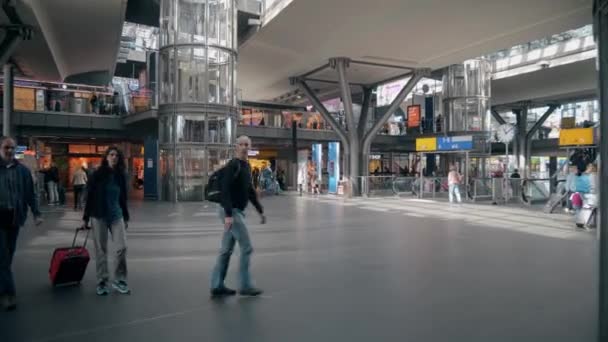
top-left (49, 227), bottom-right (91, 286)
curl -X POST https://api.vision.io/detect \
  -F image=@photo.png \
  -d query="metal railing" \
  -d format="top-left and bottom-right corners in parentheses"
top-left (471, 178), bottom-right (494, 201)
top-left (521, 178), bottom-right (552, 206)
top-left (362, 176), bottom-right (397, 197)
top-left (392, 177), bottom-right (418, 197)
top-left (355, 175), bottom-right (563, 210)
top-left (416, 177), bottom-right (450, 199)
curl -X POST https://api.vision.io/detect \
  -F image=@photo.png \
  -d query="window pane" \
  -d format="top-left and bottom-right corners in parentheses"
top-left (177, 0), bottom-right (206, 44)
top-left (176, 114), bottom-right (206, 142)
top-left (176, 47), bottom-right (207, 103)
top-left (208, 48), bottom-right (233, 105)
top-left (176, 148), bottom-right (206, 201)
top-left (159, 49), bottom-right (175, 105)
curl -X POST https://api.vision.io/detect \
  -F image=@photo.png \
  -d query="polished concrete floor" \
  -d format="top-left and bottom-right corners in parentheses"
top-left (0, 195), bottom-right (598, 342)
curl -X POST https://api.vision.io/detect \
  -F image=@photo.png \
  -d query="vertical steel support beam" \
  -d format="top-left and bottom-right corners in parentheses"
top-left (333, 57), bottom-right (360, 196)
top-left (596, 0), bottom-right (608, 340)
top-left (515, 107), bottom-right (528, 177)
top-left (3, 64), bottom-right (13, 137)
top-left (358, 87), bottom-right (373, 178)
top-left (358, 87), bottom-right (372, 144)
top-left (362, 70), bottom-right (427, 161)
top-left (465, 151), bottom-right (470, 201)
top-left (526, 105), bottom-right (558, 140)
top-left (0, 33), bottom-right (20, 67)
top-left (419, 152), bottom-right (424, 198)
top-left (294, 78), bottom-right (351, 182)
top-left (525, 105), bottom-right (558, 174)
top-left (293, 78), bottom-right (349, 146)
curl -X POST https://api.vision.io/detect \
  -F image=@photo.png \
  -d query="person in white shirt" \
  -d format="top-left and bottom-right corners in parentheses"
top-left (584, 163), bottom-right (598, 207)
top-left (72, 167), bottom-right (88, 210)
top-left (447, 165), bottom-right (462, 203)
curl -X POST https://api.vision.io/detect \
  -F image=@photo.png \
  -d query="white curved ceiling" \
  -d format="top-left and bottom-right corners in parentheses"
top-left (492, 58), bottom-right (598, 106)
top-left (4, 0), bottom-right (127, 83)
top-left (26, 0), bottom-right (127, 81)
top-left (238, 0), bottom-right (594, 101)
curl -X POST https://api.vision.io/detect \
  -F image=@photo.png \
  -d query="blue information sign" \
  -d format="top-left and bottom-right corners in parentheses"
top-left (328, 142), bottom-right (340, 194)
top-left (437, 136), bottom-right (473, 151)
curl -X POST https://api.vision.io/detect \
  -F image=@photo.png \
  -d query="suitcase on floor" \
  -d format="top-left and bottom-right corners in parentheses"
top-left (49, 227), bottom-right (91, 286)
top-left (575, 206), bottom-right (597, 229)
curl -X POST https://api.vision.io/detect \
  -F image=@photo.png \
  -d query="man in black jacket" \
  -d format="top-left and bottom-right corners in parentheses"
top-left (0, 136), bottom-right (43, 311)
top-left (210, 135), bottom-right (265, 297)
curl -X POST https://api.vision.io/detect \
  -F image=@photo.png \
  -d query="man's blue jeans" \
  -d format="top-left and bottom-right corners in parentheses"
top-left (0, 226), bottom-right (19, 296)
top-left (211, 209), bottom-right (254, 290)
top-left (449, 184), bottom-right (462, 203)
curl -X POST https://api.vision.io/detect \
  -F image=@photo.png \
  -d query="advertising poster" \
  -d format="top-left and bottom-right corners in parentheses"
top-left (312, 144), bottom-right (322, 181)
top-left (297, 150), bottom-right (309, 187)
top-left (143, 137), bottom-right (158, 200)
top-left (328, 142), bottom-right (340, 194)
top-left (35, 89), bottom-right (45, 111)
top-left (407, 105), bottom-right (421, 128)
top-left (14, 87), bottom-right (35, 111)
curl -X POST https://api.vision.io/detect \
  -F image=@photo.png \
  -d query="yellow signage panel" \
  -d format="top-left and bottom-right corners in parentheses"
top-left (416, 137), bottom-right (437, 152)
top-left (559, 128), bottom-right (594, 146)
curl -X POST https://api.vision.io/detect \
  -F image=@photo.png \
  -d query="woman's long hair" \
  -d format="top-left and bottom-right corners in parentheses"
top-left (97, 146), bottom-right (126, 180)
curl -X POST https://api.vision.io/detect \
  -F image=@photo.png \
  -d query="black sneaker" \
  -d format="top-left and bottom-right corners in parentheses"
top-left (239, 288), bottom-right (263, 297)
top-left (210, 287), bottom-right (237, 297)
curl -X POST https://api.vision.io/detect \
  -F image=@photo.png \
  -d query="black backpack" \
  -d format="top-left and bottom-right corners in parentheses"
top-left (205, 159), bottom-right (241, 203)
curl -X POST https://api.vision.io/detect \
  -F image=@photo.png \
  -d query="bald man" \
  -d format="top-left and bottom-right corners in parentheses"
top-left (211, 135), bottom-right (265, 297)
top-left (0, 136), bottom-right (42, 311)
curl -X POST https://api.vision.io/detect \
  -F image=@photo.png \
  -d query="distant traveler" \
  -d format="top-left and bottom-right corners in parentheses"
top-left (252, 167), bottom-right (260, 190)
top-left (574, 166), bottom-right (591, 195)
top-left (211, 135), bottom-right (266, 298)
top-left (72, 167), bottom-right (88, 210)
top-left (0, 136), bottom-right (43, 311)
top-left (46, 163), bottom-right (60, 205)
top-left (510, 169), bottom-right (521, 198)
top-left (83, 147), bottom-right (131, 296)
top-left (276, 168), bottom-right (286, 191)
top-left (435, 114), bottom-right (443, 133)
top-left (564, 165), bottom-right (578, 212)
top-left (90, 94), bottom-right (98, 114)
top-left (447, 165), bottom-right (462, 203)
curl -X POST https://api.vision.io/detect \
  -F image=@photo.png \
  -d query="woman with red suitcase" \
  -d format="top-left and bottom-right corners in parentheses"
top-left (83, 147), bottom-right (131, 296)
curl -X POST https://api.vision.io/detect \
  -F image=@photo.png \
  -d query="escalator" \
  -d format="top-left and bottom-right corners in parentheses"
top-left (542, 181), bottom-right (568, 213)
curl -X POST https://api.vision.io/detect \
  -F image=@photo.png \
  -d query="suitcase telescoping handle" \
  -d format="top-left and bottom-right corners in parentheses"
top-left (71, 226), bottom-right (90, 249)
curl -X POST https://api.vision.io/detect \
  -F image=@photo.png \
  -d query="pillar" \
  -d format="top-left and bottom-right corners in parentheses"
top-left (3, 64), bottom-right (13, 137)
top-left (549, 156), bottom-right (557, 193)
top-left (596, 0), bottom-right (608, 340)
top-left (516, 107), bottom-right (528, 177)
top-left (158, 0), bottom-right (237, 202)
top-left (334, 58), bottom-right (360, 196)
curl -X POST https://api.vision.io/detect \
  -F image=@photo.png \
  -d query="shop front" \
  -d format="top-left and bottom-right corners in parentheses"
top-left (34, 141), bottom-right (143, 191)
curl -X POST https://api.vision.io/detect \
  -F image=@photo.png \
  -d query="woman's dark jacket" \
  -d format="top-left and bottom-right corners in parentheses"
top-left (83, 168), bottom-right (130, 223)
